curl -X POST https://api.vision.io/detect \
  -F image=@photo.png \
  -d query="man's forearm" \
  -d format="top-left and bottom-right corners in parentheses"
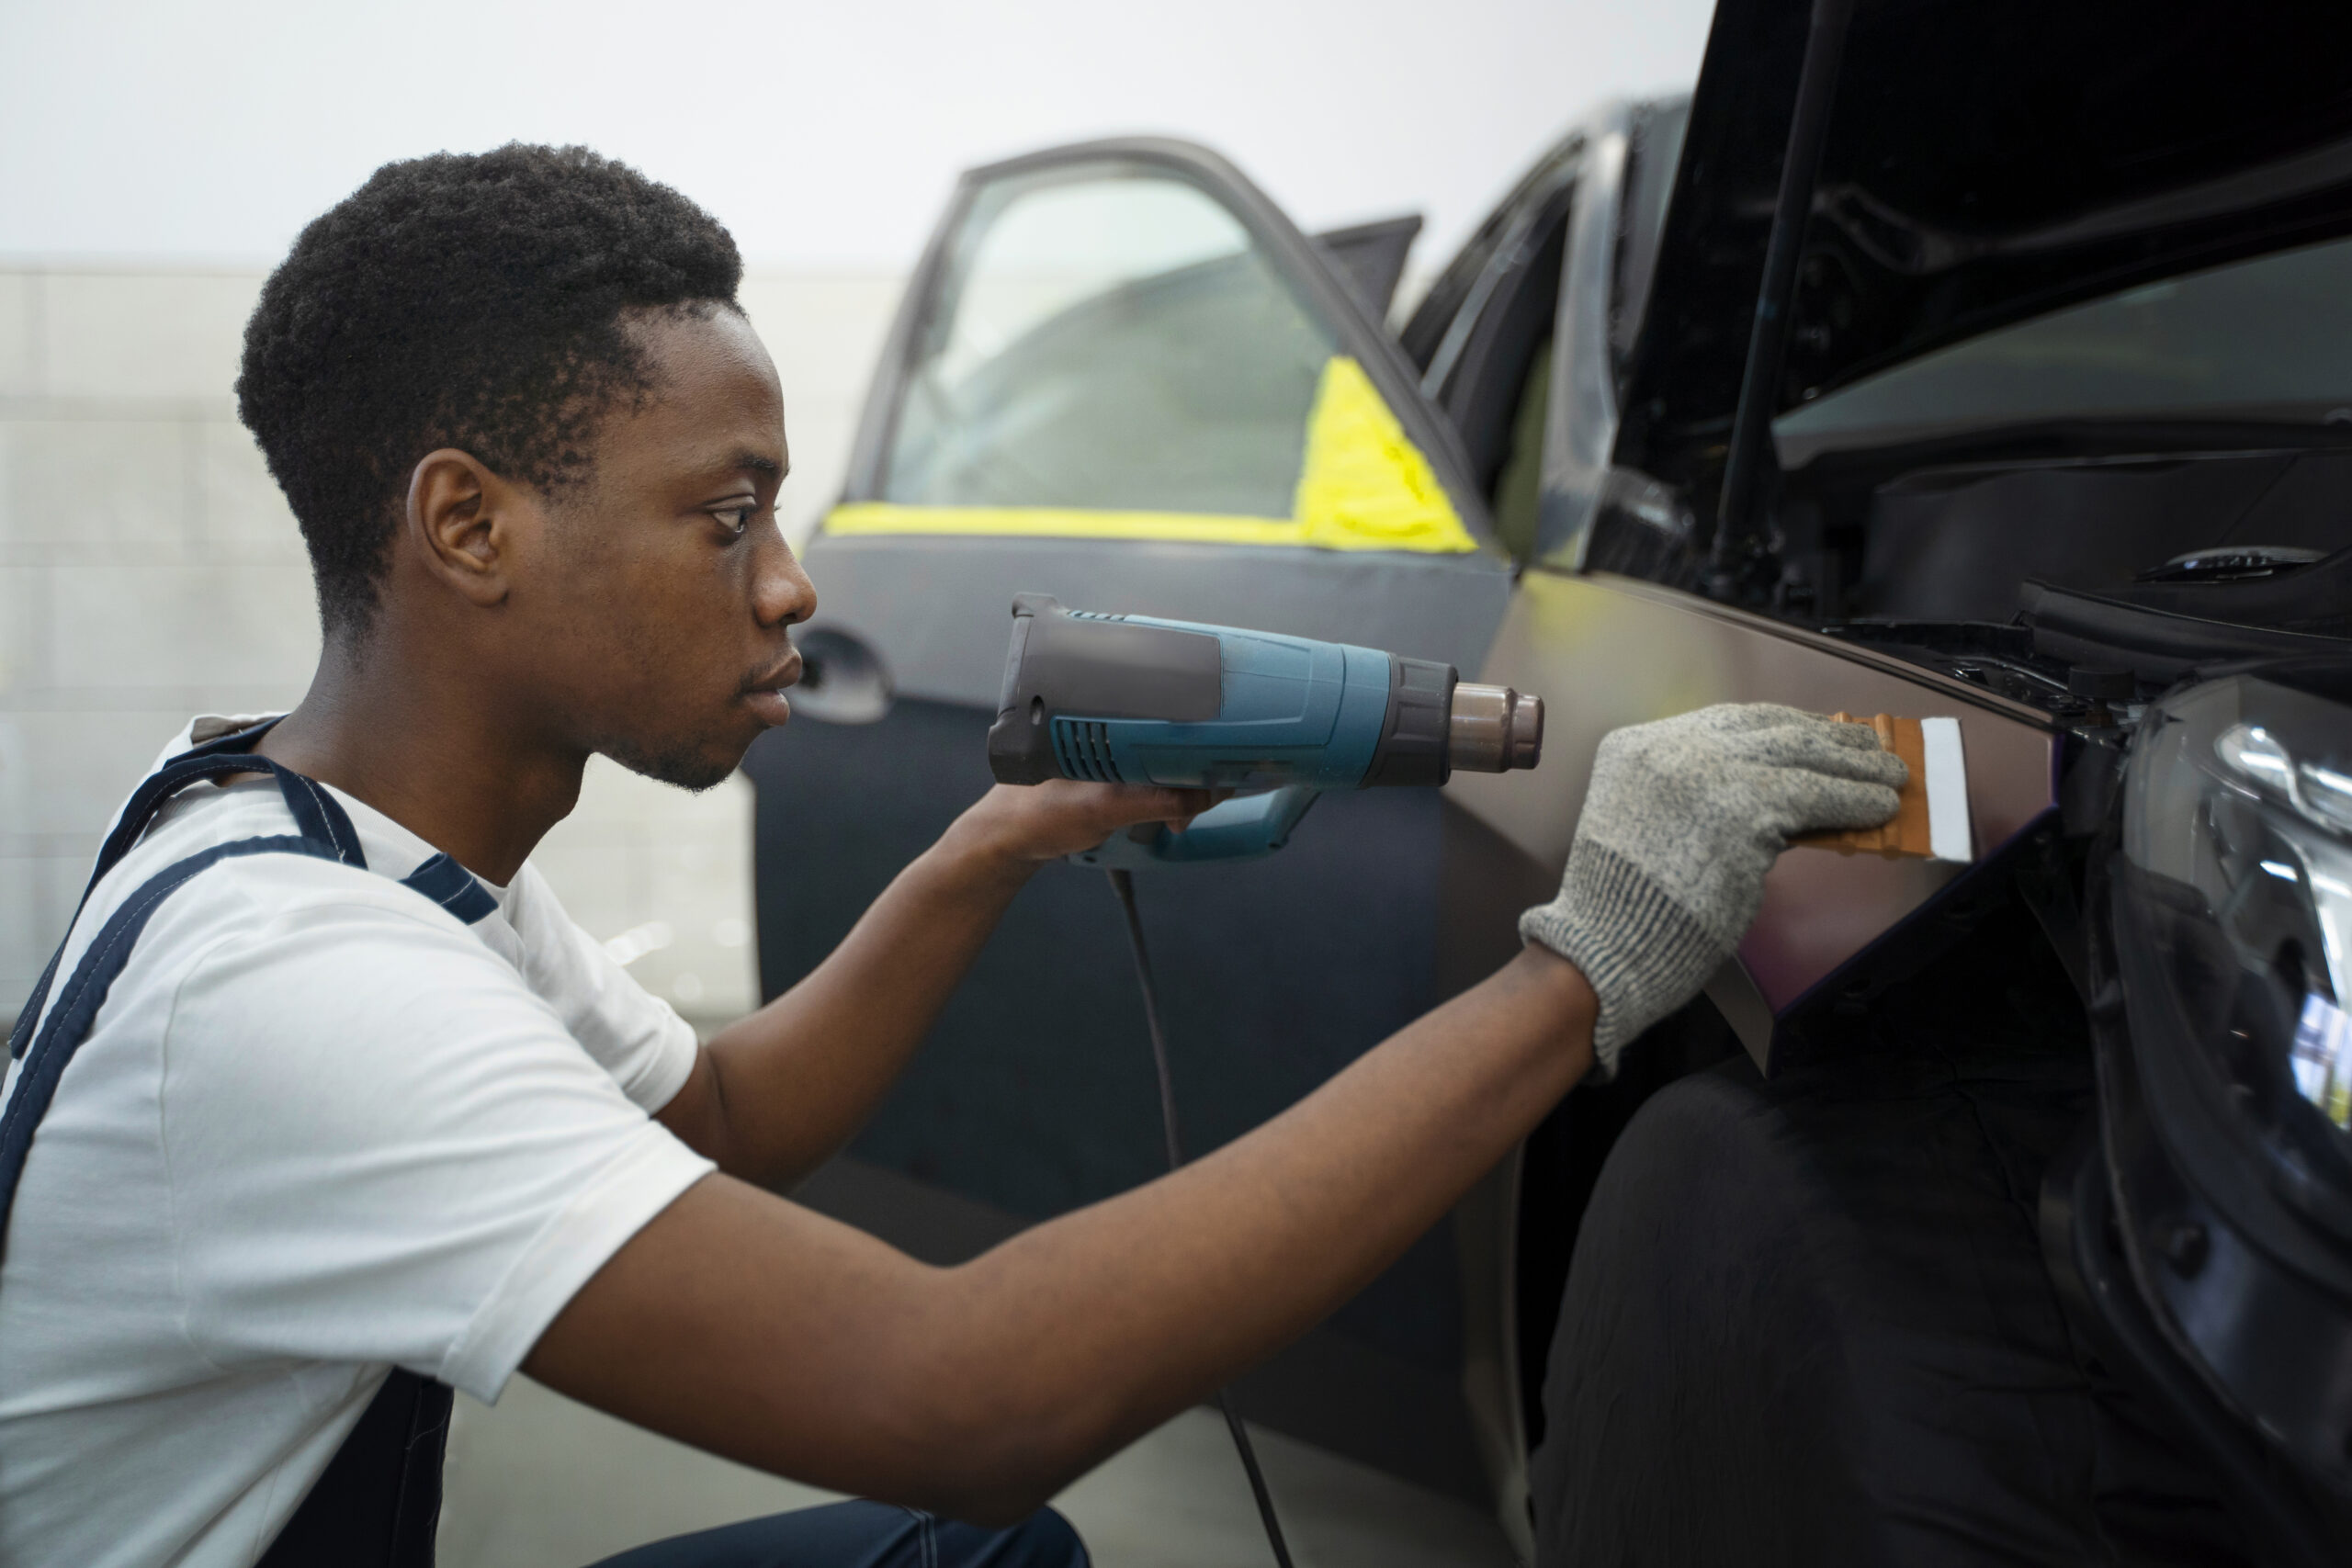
top-left (911, 945), bottom-right (1595, 1509)
top-left (530, 944), bottom-right (1595, 1520)
top-left (659, 780), bottom-right (1215, 1187)
top-left (677, 819), bottom-right (1034, 1187)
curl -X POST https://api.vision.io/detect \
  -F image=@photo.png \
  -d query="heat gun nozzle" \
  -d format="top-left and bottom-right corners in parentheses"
top-left (1449, 683), bottom-right (1544, 773)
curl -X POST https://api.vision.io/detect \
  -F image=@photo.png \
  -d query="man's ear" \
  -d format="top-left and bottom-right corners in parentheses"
top-left (405, 448), bottom-right (532, 608)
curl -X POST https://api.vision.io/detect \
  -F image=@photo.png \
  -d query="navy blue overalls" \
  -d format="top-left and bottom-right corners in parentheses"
top-left (0, 718), bottom-right (481, 1564)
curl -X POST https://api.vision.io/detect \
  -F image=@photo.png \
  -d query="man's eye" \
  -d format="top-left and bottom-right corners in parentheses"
top-left (713, 505), bottom-right (754, 536)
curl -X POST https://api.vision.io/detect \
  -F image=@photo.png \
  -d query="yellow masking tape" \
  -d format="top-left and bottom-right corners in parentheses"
top-left (822, 504), bottom-right (1317, 547)
top-left (824, 357), bottom-right (1480, 555)
top-left (1291, 356), bottom-right (1477, 553)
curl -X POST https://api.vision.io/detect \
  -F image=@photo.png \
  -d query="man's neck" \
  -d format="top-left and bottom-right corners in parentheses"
top-left (254, 631), bottom-right (583, 886)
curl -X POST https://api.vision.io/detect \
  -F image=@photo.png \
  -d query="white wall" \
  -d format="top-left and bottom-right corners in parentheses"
top-left (0, 0), bottom-right (1714, 272)
top-left (0, 265), bottom-right (901, 1023)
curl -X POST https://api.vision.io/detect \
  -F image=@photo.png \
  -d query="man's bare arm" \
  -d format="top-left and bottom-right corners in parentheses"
top-left (655, 781), bottom-right (1215, 1190)
top-left (530, 944), bottom-right (1594, 1522)
top-left (582, 705), bottom-right (1904, 1520)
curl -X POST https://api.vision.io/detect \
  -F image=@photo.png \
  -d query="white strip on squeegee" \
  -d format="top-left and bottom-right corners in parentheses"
top-left (1921, 716), bottom-right (1973, 863)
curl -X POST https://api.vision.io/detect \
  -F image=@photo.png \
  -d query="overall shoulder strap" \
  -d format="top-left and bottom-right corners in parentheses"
top-left (399, 852), bottom-right (500, 927)
top-left (95, 717), bottom-right (366, 882)
top-left (1, 715), bottom-right (378, 1227)
top-left (0, 835), bottom-right (342, 1241)
top-left (6, 717), bottom-right (364, 1062)
top-left (0, 718), bottom-right (455, 1566)
top-left (0, 720), bottom-right (487, 1058)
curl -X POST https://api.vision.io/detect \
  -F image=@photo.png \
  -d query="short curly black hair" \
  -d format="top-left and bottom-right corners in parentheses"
top-left (237, 143), bottom-right (744, 636)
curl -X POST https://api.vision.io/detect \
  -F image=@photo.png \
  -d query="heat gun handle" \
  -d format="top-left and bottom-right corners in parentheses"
top-left (1069, 786), bottom-right (1321, 870)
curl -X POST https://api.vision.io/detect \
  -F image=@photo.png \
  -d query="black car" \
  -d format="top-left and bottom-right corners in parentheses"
top-left (748, 0), bottom-right (2352, 1556)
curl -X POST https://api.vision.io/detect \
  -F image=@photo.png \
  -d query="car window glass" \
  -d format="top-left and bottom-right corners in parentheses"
top-left (1398, 135), bottom-right (1580, 378)
top-left (866, 164), bottom-right (1478, 554)
top-left (886, 170), bottom-right (1335, 517)
top-left (1611, 99), bottom-right (1689, 373)
top-left (1775, 235), bottom-right (2352, 460)
top-left (1490, 334), bottom-right (1551, 563)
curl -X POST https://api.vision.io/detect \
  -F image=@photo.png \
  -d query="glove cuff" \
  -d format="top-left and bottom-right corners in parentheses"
top-left (1519, 840), bottom-right (1724, 1078)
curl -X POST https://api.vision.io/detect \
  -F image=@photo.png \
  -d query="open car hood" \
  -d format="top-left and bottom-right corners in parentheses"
top-left (1614, 0), bottom-right (2352, 494)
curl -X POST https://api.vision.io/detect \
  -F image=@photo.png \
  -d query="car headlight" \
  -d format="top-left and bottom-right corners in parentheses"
top-left (2120, 661), bottom-right (2352, 1229)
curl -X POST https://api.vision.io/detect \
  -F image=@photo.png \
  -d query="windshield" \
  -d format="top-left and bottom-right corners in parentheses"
top-left (1776, 235), bottom-right (2352, 464)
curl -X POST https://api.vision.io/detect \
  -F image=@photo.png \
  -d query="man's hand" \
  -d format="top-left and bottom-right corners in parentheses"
top-left (660, 778), bottom-right (1224, 1190)
top-left (1520, 704), bottom-right (1906, 1075)
top-left (944, 781), bottom-right (1223, 869)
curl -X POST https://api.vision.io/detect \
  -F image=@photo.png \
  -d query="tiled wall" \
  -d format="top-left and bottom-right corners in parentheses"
top-left (0, 266), bottom-right (902, 1028)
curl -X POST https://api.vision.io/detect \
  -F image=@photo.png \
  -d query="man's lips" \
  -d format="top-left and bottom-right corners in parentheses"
top-left (743, 652), bottom-right (803, 727)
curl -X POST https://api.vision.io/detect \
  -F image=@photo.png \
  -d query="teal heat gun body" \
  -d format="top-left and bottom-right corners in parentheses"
top-left (985, 593), bottom-right (1544, 868)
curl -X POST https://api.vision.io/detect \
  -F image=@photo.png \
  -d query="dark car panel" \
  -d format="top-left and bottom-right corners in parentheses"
top-left (788, 536), bottom-right (1510, 712)
top-left (1453, 570), bottom-right (2056, 1067)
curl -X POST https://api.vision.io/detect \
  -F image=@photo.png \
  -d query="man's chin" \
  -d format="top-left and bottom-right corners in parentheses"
top-left (602, 734), bottom-right (749, 794)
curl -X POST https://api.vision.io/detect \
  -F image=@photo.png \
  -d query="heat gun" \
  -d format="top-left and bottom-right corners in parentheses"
top-left (986, 593), bottom-right (1544, 867)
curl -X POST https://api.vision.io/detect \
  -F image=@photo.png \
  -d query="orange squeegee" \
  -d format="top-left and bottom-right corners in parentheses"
top-left (1793, 713), bottom-right (1973, 863)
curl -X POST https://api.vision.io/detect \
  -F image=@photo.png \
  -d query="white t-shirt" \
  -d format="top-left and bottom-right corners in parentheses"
top-left (0, 717), bottom-right (717, 1568)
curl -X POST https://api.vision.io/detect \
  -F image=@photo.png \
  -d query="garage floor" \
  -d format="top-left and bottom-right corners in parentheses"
top-left (436, 1376), bottom-right (1520, 1568)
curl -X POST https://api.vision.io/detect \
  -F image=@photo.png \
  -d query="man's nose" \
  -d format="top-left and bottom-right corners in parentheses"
top-left (752, 529), bottom-right (817, 629)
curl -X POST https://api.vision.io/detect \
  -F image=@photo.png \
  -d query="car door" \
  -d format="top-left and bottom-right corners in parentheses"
top-left (742, 138), bottom-right (1518, 1495)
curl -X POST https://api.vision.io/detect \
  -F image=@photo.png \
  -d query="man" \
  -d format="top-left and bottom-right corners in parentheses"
top-left (0, 145), bottom-right (1905, 1566)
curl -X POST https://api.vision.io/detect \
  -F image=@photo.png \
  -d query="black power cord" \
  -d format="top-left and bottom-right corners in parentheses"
top-left (1106, 868), bottom-right (1297, 1568)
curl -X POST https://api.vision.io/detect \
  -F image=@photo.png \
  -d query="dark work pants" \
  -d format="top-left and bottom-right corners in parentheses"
top-left (584, 1502), bottom-right (1089, 1568)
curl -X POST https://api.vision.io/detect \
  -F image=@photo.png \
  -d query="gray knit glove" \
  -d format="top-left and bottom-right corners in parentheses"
top-left (1521, 705), bottom-right (1906, 1077)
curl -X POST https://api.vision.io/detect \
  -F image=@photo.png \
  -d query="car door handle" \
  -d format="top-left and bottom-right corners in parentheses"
top-left (787, 627), bottom-right (894, 725)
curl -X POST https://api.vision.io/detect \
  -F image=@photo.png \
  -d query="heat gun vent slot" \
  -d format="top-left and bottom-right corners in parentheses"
top-left (1052, 720), bottom-right (1124, 783)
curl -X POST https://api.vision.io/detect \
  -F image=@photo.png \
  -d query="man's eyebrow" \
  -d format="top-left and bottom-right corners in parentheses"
top-left (694, 450), bottom-right (786, 491)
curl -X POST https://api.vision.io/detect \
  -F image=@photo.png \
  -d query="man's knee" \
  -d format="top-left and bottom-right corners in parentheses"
top-left (583, 1498), bottom-right (1088, 1568)
top-left (938, 1505), bottom-right (1089, 1567)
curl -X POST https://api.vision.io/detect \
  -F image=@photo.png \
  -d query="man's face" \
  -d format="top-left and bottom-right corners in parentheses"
top-left (524, 306), bottom-right (814, 790)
